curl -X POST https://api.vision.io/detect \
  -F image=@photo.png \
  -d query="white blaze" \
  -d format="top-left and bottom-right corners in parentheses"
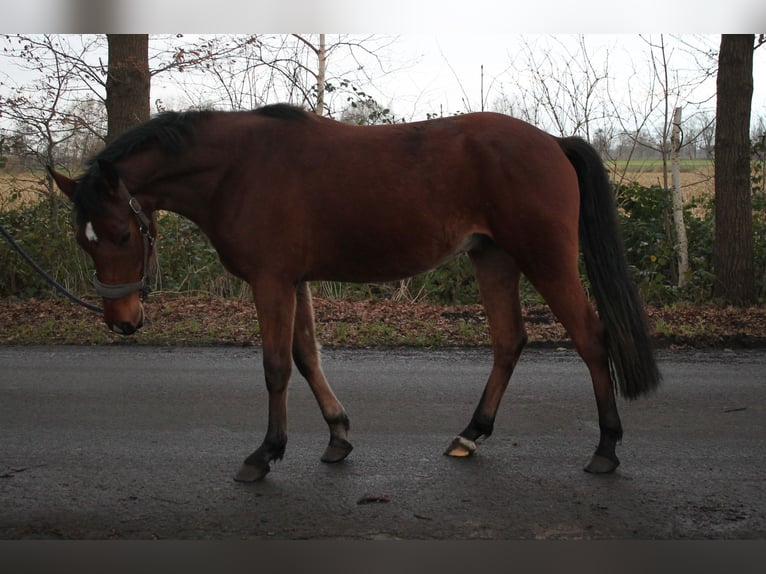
top-left (85, 221), bottom-right (99, 243)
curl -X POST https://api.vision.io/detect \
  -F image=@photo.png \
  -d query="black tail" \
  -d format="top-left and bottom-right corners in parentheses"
top-left (558, 136), bottom-right (661, 399)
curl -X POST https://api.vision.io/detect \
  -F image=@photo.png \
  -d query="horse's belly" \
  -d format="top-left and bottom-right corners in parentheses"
top-left (307, 232), bottom-right (488, 283)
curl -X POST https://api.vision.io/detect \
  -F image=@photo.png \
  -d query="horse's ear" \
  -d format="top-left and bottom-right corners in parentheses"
top-left (96, 159), bottom-right (121, 193)
top-left (48, 166), bottom-right (77, 200)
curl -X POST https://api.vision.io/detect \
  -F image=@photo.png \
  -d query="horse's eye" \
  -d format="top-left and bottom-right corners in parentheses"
top-left (118, 231), bottom-right (131, 246)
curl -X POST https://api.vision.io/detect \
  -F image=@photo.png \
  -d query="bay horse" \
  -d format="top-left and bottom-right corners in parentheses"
top-left (50, 103), bottom-right (661, 482)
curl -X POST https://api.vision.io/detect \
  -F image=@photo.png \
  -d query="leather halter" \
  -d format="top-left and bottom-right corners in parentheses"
top-left (93, 180), bottom-right (154, 301)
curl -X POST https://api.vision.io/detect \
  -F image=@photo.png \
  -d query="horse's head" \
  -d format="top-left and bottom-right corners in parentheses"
top-left (49, 160), bottom-right (155, 335)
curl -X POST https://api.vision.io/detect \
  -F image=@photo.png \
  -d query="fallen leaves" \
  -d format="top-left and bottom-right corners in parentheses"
top-left (0, 293), bottom-right (765, 349)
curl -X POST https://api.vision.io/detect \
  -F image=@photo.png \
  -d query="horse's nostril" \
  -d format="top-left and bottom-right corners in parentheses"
top-left (110, 321), bottom-right (138, 336)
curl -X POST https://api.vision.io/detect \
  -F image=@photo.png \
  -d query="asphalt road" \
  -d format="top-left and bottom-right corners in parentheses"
top-left (0, 346), bottom-right (764, 540)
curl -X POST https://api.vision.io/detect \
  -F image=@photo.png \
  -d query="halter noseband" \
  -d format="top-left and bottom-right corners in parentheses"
top-left (93, 180), bottom-right (155, 301)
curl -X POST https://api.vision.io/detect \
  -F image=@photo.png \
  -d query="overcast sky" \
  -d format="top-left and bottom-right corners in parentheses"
top-left (362, 35), bottom-right (734, 117)
top-left (149, 33), bottom-right (765, 131)
top-left (5, 0), bottom-right (766, 35)
top-left (3, 3), bottom-right (765, 134)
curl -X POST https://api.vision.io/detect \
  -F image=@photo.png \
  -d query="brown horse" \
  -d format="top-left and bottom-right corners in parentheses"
top-left (50, 103), bottom-right (661, 482)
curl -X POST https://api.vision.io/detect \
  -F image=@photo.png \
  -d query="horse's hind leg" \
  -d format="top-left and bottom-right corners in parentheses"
top-left (522, 256), bottom-right (623, 474)
top-left (292, 282), bottom-right (352, 464)
top-left (445, 244), bottom-right (527, 457)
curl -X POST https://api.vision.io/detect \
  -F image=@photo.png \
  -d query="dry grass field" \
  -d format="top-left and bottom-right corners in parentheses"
top-left (0, 171), bottom-right (51, 209)
top-left (606, 158), bottom-right (715, 204)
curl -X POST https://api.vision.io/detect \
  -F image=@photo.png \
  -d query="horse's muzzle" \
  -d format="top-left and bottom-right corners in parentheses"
top-left (110, 320), bottom-right (141, 335)
top-left (106, 304), bottom-right (144, 335)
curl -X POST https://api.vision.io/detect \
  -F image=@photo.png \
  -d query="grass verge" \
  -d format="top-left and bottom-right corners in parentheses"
top-left (1, 294), bottom-right (765, 349)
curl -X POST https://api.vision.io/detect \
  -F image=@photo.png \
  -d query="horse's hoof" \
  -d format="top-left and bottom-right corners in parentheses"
top-left (444, 436), bottom-right (477, 457)
top-left (321, 437), bottom-right (353, 463)
top-left (584, 454), bottom-right (620, 474)
top-left (234, 461), bottom-right (270, 482)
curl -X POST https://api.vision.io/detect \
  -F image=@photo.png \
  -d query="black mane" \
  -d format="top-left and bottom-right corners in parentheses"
top-left (89, 104), bottom-right (305, 168)
top-left (70, 111), bottom-right (202, 222)
top-left (88, 104), bottom-right (306, 170)
top-left (73, 104), bottom-right (305, 221)
top-left (252, 103), bottom-right (308, 121)
top-left (92, 110), bottom-right (209, 166)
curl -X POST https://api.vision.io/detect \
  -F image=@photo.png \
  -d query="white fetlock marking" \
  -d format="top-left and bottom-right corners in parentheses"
top-left (455, 436), bottom-right (477, 453)
top-left (446, 435), bottom-right (477, 457)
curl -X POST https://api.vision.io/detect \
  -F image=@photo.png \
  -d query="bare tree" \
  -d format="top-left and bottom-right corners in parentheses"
top-left (606, 35), bottom-right (721, 286)
top-left (149, 34), bottom-right (263, 110)
top-left (0, 34), bottom-right (106, 220)
top-left (158, 34), bottom-right (395, 118)
top-left (498, 35), bottom-right (610, 140)
top-left (293, 34), bottom-right (327, 116)
top-left (607, 35), bottom-right (717, 177)
top-left (689, 112), bottom-right (716, 159)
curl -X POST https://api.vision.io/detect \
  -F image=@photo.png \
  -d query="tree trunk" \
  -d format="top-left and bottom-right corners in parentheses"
top-left (105, 34), bottom-right (150, 144)
top-left (713, 34), bottom-right (755, 304)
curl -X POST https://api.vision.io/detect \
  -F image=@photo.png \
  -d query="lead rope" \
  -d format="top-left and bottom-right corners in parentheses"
top-left (0, 221), bottom-right (103, 313)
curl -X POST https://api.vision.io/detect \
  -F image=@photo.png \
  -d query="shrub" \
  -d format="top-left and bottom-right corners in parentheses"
top-left (0, 200), bottom-right (91, 297)
top-left (0, 202), bottom-right (245, 299)
top-left (616, 182), bottom-right (721, 305)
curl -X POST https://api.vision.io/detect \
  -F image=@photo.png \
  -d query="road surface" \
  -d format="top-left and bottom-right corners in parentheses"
top-left (1, 346), bottom-right (764, 539)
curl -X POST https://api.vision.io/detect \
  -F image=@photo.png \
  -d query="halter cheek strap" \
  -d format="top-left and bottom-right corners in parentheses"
top-left (93, 180), bottom-right (155, 301)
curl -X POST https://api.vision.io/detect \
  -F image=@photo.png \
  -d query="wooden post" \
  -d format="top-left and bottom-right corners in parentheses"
top-left (671, 106), bottom-right (689, 288)
top-left (315, 34), bottom-right (326, 117)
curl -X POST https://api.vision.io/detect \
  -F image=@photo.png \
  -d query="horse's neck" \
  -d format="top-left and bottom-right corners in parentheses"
top-left (122, 151), bottom-right (220, 231)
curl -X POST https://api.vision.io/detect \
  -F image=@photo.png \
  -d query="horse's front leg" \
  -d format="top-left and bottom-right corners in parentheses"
top-left (292, 282), bottom-right (353, 464)
top-left (235, 278), bottom-right (297, 482)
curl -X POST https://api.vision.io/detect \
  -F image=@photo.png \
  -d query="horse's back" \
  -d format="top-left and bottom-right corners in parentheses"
top-left (212, 109), bottom-right (581, 282)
